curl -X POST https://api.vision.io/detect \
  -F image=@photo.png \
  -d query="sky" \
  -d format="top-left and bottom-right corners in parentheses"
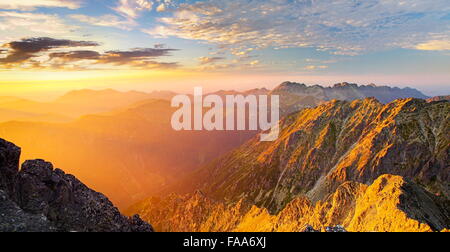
top-left (0, 0), bottom-right (449, 100)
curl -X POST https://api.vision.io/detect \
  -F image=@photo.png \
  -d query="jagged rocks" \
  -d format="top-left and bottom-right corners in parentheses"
top-left (131, 175), bottom-right (450, 232)
top-left (303, 225), bottom-right (347, 232)
top-left (0, 138), bottom-right (153, 232)
top-left (325, 226), bottom-right (347, 232)
top-left (303, 225), bottom-right (320, 232)
top-left (0, 189), bottom-right (56, 232)
top-left (0, 138), bottom-right (20, 195)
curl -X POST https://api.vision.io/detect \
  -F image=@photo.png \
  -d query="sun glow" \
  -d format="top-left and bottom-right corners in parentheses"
top-left (0, 69), bottom-right (215, 100)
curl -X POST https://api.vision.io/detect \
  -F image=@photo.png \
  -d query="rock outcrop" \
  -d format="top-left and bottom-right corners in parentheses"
top-left (130, 175), bottom-right (450, 232)
top-left (0, 138), bottom-right (153, 232)
top-left (427, 96), bottom-right (450, 103)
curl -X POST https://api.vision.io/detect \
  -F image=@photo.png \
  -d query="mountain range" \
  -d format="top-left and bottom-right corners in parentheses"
top-left (0, 82), bottom-right (441, 212)
top-left (129, 97), bottom-right (450, 232)
top-left (0, 99), bottom-right (256, 208)
top-left (271, 82), bottom-right (429, 115)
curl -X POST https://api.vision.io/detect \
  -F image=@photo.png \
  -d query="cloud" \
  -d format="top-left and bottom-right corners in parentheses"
top-left (0, 37), bottom-right (99, 64)
top-left (0, 11), bottom-right (77, 35)
top-left (0, 0), bottom-right (81, 10)
top-left (305, 58), bottom-right (338, 64)
top-left (98, 48), bottom-right (178, 64)
top-left (49, 49), bottom-right (181, 70)
top-left (249, 60), bottom-right (259, 66)
top-left (147, 0), bottom-right (450, 55)
top-left (156, 3), bottom-right (166, 12)
top-left (304, 65), bottom-right (329, 71)
top-left (114, 0), bottom-right (154, 19)
top-left (49, 50), bottom-right (101, 61)
top-left (69, 14), bottom-right (136, 30)
top-left (198, 56), bottom-right (224, 65)
top-left (415, 40), bottom-right (450, 51)
top-left (0, 37), bottom-right (180, 70)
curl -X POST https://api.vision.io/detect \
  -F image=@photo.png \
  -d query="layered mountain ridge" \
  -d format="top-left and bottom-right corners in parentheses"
top-left (0, 99), bottom-right (256, 208)
top-left (0, 82), bottom-right (447, 232)
top-left (0, 82), bottom-right (435, 211)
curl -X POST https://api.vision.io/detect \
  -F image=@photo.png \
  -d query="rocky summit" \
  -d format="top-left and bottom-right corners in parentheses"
top-left (0, 138), bottom-right (153, 232)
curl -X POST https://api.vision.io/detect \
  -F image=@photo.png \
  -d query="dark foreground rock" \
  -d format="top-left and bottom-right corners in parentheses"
top-left (0, 138), bottom-right (153, 232)
top-left (303, 225), bottom-right (347, 233)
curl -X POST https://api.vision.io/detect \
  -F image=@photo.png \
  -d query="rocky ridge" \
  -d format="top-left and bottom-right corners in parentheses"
top-left (0, 138), bottom-right (153, 232)
top-left (167, 98), bottom-right (449, 214)
top-left (129, 175), bottom-right (449, 232)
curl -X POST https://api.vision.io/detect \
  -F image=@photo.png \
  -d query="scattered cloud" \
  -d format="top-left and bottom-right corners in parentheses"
top-left (69, 14), bottom-right (135, 30)
top-left (147, 0), bottom-right (450, 55)
top-left (304, 65), bottom-right (329, 71)
top-left (415, 40), bottom-right (450, 51)
top-left (0, 0), bottom-right (81, 11)
top-left (0, 11), bottom-right (77, 35)
top-left (113, 0), bottom-right (154, 19)
top-left (0, 37), bottom-right (98, 65)
top-left (49, 50), bottom-right (101, 61)
top-left (97, 48), bottom-right (178, 65)
top-left (197, 58), bottom-right (261, 71)
top-left (249, 60), bottom-right (259, 66)
top-left (156, 3), bottom-right (166, 12)
top-left (155, 0), bottom-right (176, 13)
top-left (198, 56), bottom-right (224, 65)
top-left (0, 37), bottom-right (179, 70)
top-left (305, 58), bottom-right (338, 64)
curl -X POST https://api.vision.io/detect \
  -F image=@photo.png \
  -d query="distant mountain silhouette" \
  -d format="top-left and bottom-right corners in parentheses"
top-left (0, 99), bottom-right (256, 208)
top-left (272, 82), bottom-right (429, 115)
top-left (0, 89), bottom-right (177, 123)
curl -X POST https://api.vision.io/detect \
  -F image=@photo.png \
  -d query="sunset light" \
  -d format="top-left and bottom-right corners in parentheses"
top-left (0, 0), bottom-right (449, 236)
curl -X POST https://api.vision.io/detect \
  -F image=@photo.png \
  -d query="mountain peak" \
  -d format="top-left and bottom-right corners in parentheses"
top-left (333, 82), bottom-right (358, 88)
top-left (278, 81), bottom-right (307, 89)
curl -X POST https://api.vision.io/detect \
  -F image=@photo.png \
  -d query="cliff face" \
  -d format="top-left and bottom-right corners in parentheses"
top-left (130, 175), bottom-right (450, 232)
top-left (0, 138), bottom-right (153, 232)
top-left (171, 98), bottom-right (449, 213)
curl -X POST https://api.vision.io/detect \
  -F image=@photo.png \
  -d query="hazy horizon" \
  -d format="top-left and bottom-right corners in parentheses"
top-left (1, 78), bottom-right (449, 102)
